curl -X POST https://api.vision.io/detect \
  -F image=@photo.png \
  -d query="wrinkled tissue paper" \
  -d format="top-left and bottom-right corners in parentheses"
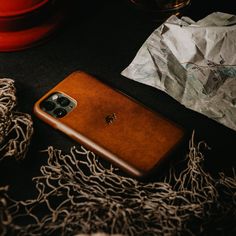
top-left (121, 12), bottom-right (236, 132)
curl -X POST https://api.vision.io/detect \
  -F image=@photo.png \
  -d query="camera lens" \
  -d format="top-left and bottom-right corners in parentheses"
top-left (41, 100), bottom-right (55, 111)
top-left (53, 108), bottom-right (67, 118)
top-left (57, 96), bottom-right (70, 107)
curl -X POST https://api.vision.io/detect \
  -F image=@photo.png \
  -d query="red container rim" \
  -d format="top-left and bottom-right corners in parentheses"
top-left (0, 0), bottom-right (49, 17)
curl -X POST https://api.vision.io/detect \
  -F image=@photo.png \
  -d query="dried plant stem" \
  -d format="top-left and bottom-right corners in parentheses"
top-left (0, 78), bottom-right (33, 160)
top-left (1, 132), bottom-right (235, 236)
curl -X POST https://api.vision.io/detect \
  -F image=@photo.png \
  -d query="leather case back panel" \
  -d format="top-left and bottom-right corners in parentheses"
top-left (34, 71), bottom-right (185, 178)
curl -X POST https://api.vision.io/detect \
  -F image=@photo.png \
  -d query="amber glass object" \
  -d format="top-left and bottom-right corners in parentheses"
top-left (130, 0), bottom-right (191, 20)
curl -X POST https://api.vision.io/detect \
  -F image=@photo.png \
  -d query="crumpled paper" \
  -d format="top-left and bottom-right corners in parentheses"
top-left (121, 12), bottom-right (236, 132)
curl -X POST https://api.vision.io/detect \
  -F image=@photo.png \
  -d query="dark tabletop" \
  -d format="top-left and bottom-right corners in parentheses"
top-left (0, 0), bottom-right (236, 204)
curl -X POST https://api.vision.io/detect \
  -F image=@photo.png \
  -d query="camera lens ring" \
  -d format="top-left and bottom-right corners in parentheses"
top-left (53, 108), bottom-right (67, 118)
top-left (41, 100), bottom-right (56, 111)
top-left (57, 96), bottom-right (70, 107)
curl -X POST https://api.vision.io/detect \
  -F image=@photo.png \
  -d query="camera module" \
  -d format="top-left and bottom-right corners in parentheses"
top-left (40, 92), bottom-right (76, 119)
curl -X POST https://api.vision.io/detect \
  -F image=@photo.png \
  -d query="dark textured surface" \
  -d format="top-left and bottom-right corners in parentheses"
top-left (0, 0), bottom-right (236, 200)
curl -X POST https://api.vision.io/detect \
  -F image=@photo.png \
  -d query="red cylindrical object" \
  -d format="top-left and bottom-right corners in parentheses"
top-left (0, 0), bottom-right (67, 51)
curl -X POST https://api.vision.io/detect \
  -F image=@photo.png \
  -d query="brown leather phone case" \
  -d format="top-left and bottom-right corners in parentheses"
top-left (33, 71), bottom-right (185, 178)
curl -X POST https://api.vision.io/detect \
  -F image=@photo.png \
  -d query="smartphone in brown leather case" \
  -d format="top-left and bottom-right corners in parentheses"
top-left (33, 71), bottom-right (185, 178)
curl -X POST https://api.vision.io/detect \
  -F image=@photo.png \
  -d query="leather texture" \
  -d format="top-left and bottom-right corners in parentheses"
top-left (34, 71), bottom-right (185, 178)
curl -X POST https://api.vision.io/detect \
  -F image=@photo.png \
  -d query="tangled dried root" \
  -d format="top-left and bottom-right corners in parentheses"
top-left (0, 78), bottom-right (33, 160)
top-left (1, 132), bottom-right (236, 236)
top-left (0, 186), bottom-right (12, 236)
